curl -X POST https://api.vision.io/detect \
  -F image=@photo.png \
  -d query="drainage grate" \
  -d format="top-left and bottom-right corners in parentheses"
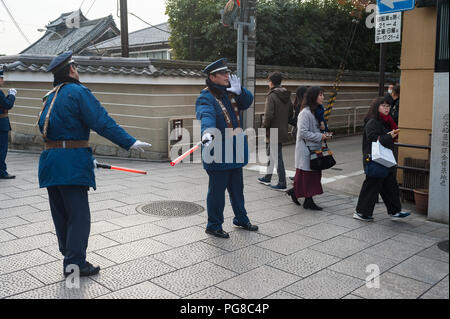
top-left (437, 240), bottom-right (449, 253)
top-left (137, 201), bottom-right (204, 217)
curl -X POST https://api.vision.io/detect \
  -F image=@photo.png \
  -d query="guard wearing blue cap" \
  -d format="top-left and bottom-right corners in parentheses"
top-left (196, 58), bottom-right (258, 238)
top-left (38, 51), bottom-right (152, 277)
top-left (0, 66), bottom-right (17, 179)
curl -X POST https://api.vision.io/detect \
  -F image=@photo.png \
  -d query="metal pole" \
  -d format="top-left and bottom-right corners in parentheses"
top-left (243, 35), bottom-right (248, 91)
top-left (246, 0), bottom-right (256, 130)
top-left (241, 34), bottom-right (248, 129)
top-left (347, 113), bottom-right (351, 136)
top-left (236, 22), bottom-right (243, 81)
top-left (120, 0), bottom-right (129, 57)
top-left (236, 6), bottom-right (244, 128)
top-left (378, 43), bottom-right (386, 96)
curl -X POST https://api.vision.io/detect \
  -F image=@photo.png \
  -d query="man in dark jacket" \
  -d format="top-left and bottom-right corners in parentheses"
top-left (389, 85), bottom-right (400, 125)
top-left (384, 82), bottom-right (395, 107)
top-left (0, 67), bottom-right (17, 179)
top-left (258, 72), bottom-right (293, 191)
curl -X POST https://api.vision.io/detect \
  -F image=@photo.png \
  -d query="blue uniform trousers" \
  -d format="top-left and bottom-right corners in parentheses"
top-left (206, 168), bottom-right (250, 231)
top-left (47, 185), bottom-right (91, 270)
top-left (0, 131), bottom-right (8, 177)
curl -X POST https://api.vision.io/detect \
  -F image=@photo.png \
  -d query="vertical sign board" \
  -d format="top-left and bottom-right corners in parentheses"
top-left (375, 0), bottom-right (415, 43)
top-left (375, 12), bottom-right (402, 43)
top-left (429, 74), bottom-right (449, 223)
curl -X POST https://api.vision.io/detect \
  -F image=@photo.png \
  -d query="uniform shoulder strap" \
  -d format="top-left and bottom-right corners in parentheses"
top-left (206, 87), bottom-right (234, 129)
top-left (36, 83), bottom-right (67, 134)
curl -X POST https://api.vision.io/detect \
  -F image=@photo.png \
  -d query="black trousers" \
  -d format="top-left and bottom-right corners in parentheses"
top-left (356, 170), bottom-right (402, 217)
top-left (47, 185), bottom-right (91, 270)
top-left (0, 130), bottom-right (9, 176)
top-left (206, 168), bottom-right (250, 231)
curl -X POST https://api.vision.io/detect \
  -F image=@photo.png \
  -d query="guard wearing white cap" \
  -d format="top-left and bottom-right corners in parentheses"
top-left (196, 58), bottom-right (258, 238)
top-left (0, 66), bottom-right (17, 179)
top-left (38, 51), bottom-right (152, 277)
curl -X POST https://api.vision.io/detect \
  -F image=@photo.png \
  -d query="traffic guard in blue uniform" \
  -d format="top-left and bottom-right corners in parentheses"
top-left (196, 58), bottom-right (258, 238)
top-left (38, 51), bottom-right (151, 277)
top-left (0, 67), bottom-right (17, 179)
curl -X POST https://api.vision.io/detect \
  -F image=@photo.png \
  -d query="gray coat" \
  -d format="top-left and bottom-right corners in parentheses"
top-left (295, 107), bottom-right (323, 171)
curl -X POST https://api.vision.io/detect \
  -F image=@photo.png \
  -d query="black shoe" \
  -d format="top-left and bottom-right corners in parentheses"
top-left (205, 228), bottom-right (230, 238)
top-left (258, 177), bottom-right (271, 186)
top-left (0, 174), bottom-right (15, 179)
top-left (303, 198), bottom-right (323, 211)
top-left (286, 188), bottom-right (301, 206)
top-left (233, 222), bottom-right (258, 231)
top-left (289, 176), bottom-right (294, 181)
top-left (353, 211), bottom-right (374, 222)
top-left (64, 262), bottom-right (100, 277)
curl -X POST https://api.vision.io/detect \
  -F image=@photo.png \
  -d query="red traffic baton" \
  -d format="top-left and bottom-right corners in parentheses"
top-left (170, 140), bottom-right (207, 167)
top-left (96, 163), bottom-right (147, 175)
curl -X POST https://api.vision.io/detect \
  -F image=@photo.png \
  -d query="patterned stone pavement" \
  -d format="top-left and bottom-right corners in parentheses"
top-left (0, 149), bottom-right (448, 299)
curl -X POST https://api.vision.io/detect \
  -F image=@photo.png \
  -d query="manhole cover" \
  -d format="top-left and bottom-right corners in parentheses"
top-left (437, 240), bottom-right (449, 253)
top-left (137, 201), bottom-right (204, 217)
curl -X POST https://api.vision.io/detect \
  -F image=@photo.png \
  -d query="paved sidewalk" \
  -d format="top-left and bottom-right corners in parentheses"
top-left (0, 149), bottom-right (448, 299)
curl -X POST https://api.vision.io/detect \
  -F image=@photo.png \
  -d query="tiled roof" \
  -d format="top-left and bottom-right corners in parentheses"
top-left (87, 22), bottom-right (170, 52)
top-left (20, 11), bottom-right (119, 55)
top-left (46, 10), bottom-right (88, 29)
top-left (0, 55), bottom-right (396, 82)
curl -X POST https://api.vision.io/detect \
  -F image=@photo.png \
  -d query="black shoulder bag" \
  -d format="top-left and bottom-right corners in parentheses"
top-left (305, 140), bottom-right (336, 171)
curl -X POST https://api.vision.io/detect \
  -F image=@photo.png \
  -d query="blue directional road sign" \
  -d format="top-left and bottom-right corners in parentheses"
top-left (377, 0), bottom-right (415, 14)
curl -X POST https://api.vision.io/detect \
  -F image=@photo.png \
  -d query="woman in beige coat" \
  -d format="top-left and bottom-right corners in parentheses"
top-left (287, 86), bottom-right (332, 210)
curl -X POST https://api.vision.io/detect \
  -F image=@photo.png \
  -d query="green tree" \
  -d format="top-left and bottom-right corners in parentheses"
top-left (165, 0), bottom-right (401, 72)
top-left (165, 0), bottom-right (237, 61)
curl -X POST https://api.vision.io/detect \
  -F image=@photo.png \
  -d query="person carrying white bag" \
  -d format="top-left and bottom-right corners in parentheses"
top-left (371, 139), bottom-right (397, 168)
top-left (353, 97), bottom-right (410, 221)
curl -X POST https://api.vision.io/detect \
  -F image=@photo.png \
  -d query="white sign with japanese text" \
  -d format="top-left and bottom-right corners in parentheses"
top-left (375, 12), bottom-right (402, 43)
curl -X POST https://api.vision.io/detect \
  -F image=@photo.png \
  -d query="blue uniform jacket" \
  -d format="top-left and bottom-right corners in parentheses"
top-left (0, 90), bottom-right (15, 132)
top-left (196, 87), bottom-right (253, 171)
top-left (38, 83), bottom-right (136, 189)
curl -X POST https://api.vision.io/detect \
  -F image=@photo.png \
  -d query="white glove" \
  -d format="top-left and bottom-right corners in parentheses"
top-left (202, 133), bottom-right (213, 147)
top-left (8, 88), bottom-right (17, 96)
top-left (226, 74), bottom-right (242, 95)
top-left (131, 140), bottom-right (152, 152)
top-left (93, 159), bottom-right (99, 169)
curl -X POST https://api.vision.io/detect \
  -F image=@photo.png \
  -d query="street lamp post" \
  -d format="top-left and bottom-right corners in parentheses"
top-left (37, 28), bottom-right (65, 54)
top-left (37, 28), bottom-right (64, 39)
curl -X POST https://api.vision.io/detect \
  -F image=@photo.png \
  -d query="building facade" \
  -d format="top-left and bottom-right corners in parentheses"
top-left (20, 10), bottom-right (120, 56)
top-left (85, 23), bottom-right (171, 60)
top-left (398, 0), bottom-right (449, 223)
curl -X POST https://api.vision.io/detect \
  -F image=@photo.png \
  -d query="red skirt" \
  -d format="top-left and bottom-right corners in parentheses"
top-left (294, 169), bottom-right (323, 198)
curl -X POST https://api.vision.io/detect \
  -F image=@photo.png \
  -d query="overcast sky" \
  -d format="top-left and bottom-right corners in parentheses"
top-left (0, 0), bottom-right (169, 55)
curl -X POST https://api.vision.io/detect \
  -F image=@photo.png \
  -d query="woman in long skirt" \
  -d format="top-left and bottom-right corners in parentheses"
top-left (286, 86), bottom-right (332, 210)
